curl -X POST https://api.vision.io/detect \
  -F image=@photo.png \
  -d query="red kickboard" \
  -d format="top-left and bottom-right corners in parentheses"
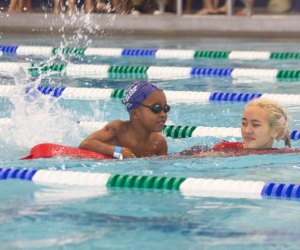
top-left (21, 143), bottom-right (113, 160)
top-left (21, 142), bottom-right (300, 161)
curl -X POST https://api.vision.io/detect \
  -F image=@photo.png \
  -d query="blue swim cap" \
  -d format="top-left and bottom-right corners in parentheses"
top-left (123, 81), bottom-right (162, 113)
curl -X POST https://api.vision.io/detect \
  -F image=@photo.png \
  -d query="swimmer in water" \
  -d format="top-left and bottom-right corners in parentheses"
top-left (240, 98), bottom-right (290, 149)
top-left (181, 98), bottom-right (291, 157)
top-left (79, 81), bottom-right (169, 159)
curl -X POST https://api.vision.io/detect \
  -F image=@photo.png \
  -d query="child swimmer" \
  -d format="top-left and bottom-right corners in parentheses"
top-left (79, 81), bottom-right (170, 159)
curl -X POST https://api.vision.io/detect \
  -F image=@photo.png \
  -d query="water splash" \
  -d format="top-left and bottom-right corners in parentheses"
top-left (52, 12), bottom-right (114, 50)
top-left (0, 11), bottom-right (117, 149)
top-left (0, 67), bottom-right (81, 148)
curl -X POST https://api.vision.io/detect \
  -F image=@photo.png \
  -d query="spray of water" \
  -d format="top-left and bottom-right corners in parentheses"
top-left (0, 11), bottom-right (117, 149)
top-left (0, 67), bottom-right (81, 148)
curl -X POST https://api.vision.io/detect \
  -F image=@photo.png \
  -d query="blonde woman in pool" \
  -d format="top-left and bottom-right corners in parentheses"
top-left (240, 98), bottom-right (290, 149)
top-left (181, 98), bottom-right (291, 156)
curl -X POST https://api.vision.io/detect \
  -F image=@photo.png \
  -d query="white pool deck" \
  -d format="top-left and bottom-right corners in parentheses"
top-left (0, 12), bottom-right (300, 38)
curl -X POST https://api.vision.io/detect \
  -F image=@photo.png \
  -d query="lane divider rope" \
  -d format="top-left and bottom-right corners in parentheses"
top-left (0, 167), bottom-right (299, 200)
top-left (0, 62), bottom-right (299, 80)
top-left (1, 85), bottom-right (300, 104)
top-left (1, 118), bottom-right (300, 140)
top-left (1, 45), bottom-right (300, 60)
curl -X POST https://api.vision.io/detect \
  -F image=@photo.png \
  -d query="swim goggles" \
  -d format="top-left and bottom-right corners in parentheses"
top-left (138, 103), bottom-right (171, 114)
top-left (122, 100), bottom-right (170, 114)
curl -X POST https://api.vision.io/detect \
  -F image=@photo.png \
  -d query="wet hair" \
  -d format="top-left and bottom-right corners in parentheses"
top-left (245, 98), bottom-right (291, 148)
top-left (122, 81), bottom-right (162, 113)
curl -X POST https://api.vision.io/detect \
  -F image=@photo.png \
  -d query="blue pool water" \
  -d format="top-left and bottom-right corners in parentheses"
top-left (1, 32), bottom-right (300, 249)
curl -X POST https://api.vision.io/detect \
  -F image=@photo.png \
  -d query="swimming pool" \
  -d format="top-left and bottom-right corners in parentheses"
top-left (1, 32), bottom-right (300, 249)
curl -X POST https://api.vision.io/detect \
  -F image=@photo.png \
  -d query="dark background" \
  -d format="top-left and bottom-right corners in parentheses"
top-left (0, 0), bottom-right (271, 11)
top-left (0, 0), bottom-right (299, 12)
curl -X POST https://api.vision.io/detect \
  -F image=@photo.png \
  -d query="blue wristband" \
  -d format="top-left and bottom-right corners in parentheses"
top-left (114, 146), bottom-right (122, 153)
top-left (113, 146), bottom-right (123, 160)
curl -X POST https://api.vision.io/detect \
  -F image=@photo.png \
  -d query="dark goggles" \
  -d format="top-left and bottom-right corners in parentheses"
top-left (139, 103), bottom-right (170, 114)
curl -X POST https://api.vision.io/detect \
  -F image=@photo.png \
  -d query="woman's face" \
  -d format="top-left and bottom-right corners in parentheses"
top-left (241, 106), bottom-right (278, 149)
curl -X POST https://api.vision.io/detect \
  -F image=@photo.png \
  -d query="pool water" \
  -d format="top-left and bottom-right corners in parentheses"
top-left (1, 32), bottom-right (300, 249)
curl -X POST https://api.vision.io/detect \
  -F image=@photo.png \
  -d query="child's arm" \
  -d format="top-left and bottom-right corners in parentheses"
top-left (79, 120), bottom-right (121, 157)
top-left (79, 120), bottom-right (136, 159)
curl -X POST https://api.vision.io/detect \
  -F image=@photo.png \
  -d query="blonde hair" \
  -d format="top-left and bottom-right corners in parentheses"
top-left (245, 98), bottom-right (291, 148)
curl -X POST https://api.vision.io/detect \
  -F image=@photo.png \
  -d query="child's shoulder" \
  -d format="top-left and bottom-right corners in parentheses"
top-left (151, 132), bottom-right (168, 155)
top-left (104, 120), bottom-right (128, 132)
top-left (106, 119), bottom-right (128, 127)
top-left (151, 132), bottom-right (167, 142)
